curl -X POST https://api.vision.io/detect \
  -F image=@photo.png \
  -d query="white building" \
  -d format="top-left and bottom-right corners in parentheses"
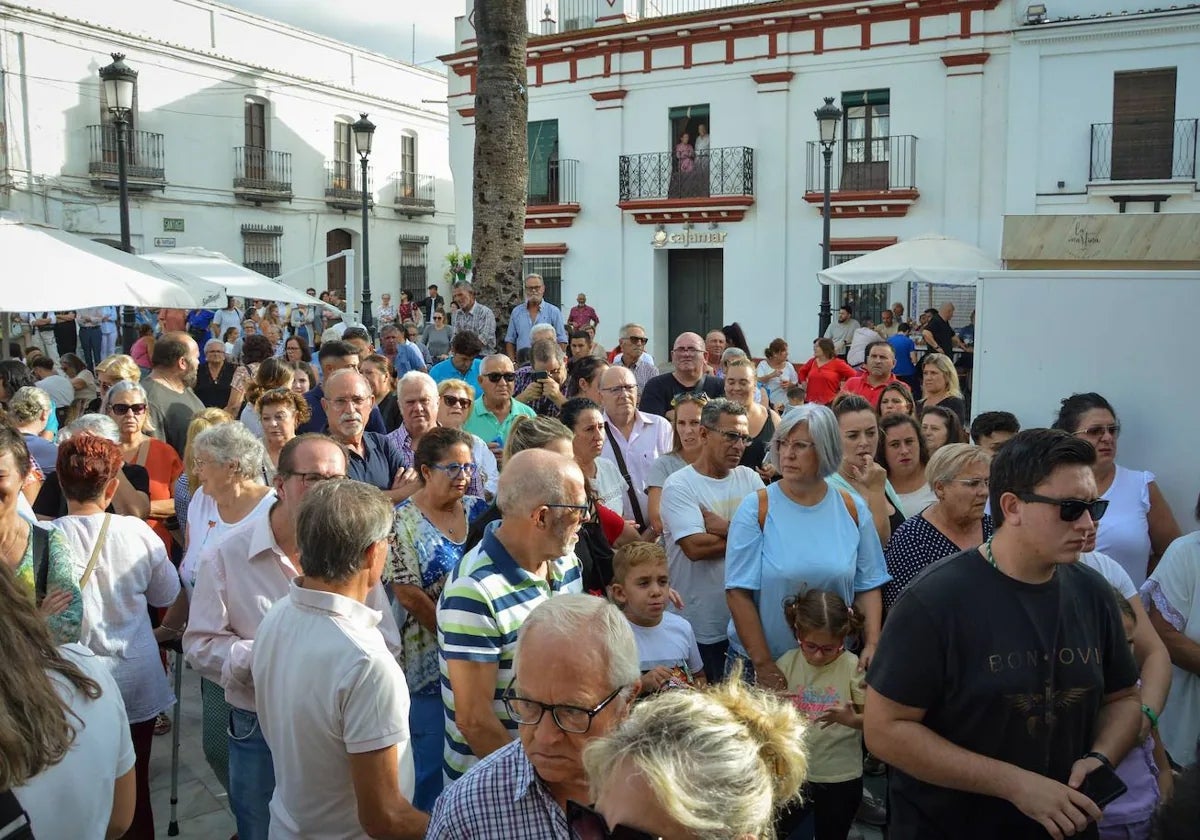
top-left (444, 0), bottom-right (1017, 357)
top-left (444, 0), bottom-right (1200, 358)
top-left (0, 0), bottom-right (456, 311)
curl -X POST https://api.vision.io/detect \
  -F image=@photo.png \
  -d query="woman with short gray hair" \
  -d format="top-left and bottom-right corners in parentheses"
top-left (725, 404), bottom-right (889, 690)
top-left (882, 443), bottom-right (993, 613)
top-left (9, 386), bottom-right (57, 473)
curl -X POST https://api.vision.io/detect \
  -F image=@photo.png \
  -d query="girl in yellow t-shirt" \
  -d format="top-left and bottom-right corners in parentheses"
top-left (774, 589), bottom-right (867, 840)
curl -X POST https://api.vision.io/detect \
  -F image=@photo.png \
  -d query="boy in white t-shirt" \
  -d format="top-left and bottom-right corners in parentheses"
top-left (609, 542), bottom-right (708, 691)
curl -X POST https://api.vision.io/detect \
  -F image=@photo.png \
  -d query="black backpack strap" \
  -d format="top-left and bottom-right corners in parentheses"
top-left (0, 787), bottom-right (34, 839)
top-left (31, 525), bottom-right (50, 606)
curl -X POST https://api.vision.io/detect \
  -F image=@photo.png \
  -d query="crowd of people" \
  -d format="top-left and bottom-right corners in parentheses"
top-left (2, 277), bottom-right (1198, 840)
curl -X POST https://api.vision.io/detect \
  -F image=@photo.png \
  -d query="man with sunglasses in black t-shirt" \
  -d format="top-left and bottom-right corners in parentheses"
top-left (866, 429), bottom-right (1141, 840)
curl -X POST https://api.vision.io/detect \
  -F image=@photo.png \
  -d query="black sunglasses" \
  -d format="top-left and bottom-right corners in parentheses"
top-left (483, 372), bottom-right (517, 383)
top-left (1017, 493), bottom-right (1110, 523)
top-left (567, 800), bottom-right (662, 840)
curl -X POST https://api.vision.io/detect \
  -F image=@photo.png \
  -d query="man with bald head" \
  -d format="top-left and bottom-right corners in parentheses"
top-left (598, 365), bottom-right (671, 529)
top-left (322, 369), bottom-right (408, 501)
top-left (638, 331), bottom-right (724, 418)
top-left (437, 449), bottom-right (584, 783)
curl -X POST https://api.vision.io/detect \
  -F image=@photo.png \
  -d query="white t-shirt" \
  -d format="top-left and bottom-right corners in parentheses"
top-left (660, 465), bottom-right (764, 644)
top-left (628, 611), bottom-right (704, 683)
top-left (897, 483), bottom-right (938, 519)
top-left (253, 580), bottom-right (415, 840)
top-left (756, 359), bottom-right (799, 408)
top-left (54, 513), bottom-right (181, 723)
top-left (1077, 550), bottom-right (1137, 599)
top-left (592, 457), bottom-right (632, 520)
top-left (36, 373), bottom-right (76, 408)
top-left (239, 403), bottom-right (264, 438)
top-left (180, 488), bottom-right (276, 594)
top-left (14, 644), bottom-right (135, 840)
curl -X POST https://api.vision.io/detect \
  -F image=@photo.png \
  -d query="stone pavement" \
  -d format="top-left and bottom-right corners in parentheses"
top-left (150, 655), bottom-right (885, 840)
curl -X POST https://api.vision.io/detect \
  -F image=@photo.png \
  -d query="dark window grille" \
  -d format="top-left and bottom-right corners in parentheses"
top-left (400, 239), bottom-right (428, 302)
top-left (522, 257), bottom-right (562, 308)
top-left (242, 224), bottom-right (282, 278)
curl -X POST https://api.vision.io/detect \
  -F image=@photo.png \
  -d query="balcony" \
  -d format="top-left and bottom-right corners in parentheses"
top-left (234, 147), bottom-right (293, 203)
top-left (803, 135), bottom-right (919, 218)
top-left (389, 172), bottom-right (436, 216)
top-left (527, 0), bottom-right (750, 36)
top-left (324, 162), bottom-right (373, 211)
top-left (526, 158), bottom-right (579, 229)
top-left (1087, 119), bottom-right (1197, 208)
top-left (86, 125), bottom-right (165, 190)
top-left (617, 146), bottom-right (754, 223)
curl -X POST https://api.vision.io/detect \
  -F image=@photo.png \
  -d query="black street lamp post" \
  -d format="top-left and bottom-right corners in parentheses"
top-left (99, 53), bottom-right (139, 351)
top-left (815, 96), bottom-right (842, 337)
top-left (352, 113), bottom-right (376, 340)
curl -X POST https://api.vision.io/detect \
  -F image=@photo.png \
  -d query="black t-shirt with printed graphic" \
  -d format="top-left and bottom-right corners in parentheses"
top-left (867, 549), bottom-right (1138, 840)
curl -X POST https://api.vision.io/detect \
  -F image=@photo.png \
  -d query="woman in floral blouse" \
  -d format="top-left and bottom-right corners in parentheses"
top-left (385, 426), bottom-right (486, 811)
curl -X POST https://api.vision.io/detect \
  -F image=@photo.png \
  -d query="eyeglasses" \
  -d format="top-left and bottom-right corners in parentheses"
top-left (600, 384), bottom-right (637, 394)
top-left (1075, 423), bottom-right (1121, 439)
top-left (672, 346), bottom-right (702, 355)
top-left (622, 335), bottom-right (648, 345)
top-left (797, 638), bottom-right (845, 656)
top-left (483, 372), bottom-right (517, 383)
top-left (1017, 493), bottom-right (1110, 523)
top-left (441, 395), bottom-right (472, 409)
top-left (567, 801), bottom-right (662, 840)
top-left (705, 426), bottom-right (753, 446)
top-left (949, 478), bottom-right (990, 489)
top-left (110, 403), bottom-right (147, 416)
top-left (329, 396), bottom-right (371, 409)
top-left (283, 471), bottom-right (347, 485)
top-left (503, 684), bottom-right (624, 734)
top-left (429, 462), bottom-right (477, 478)
top-left (545, 501), bottom-right (596, 520)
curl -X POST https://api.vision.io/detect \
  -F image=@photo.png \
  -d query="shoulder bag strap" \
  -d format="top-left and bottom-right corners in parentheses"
top-left (31, 523), bottom-right (50, 604)
top-left (603, 422), bottom-right (646, 530)
top-left (77, 513), bottom-right (112, 590)
top-left (135, 439), bottom-right (151, 468)
top-left (0, 787), bottom-right (34, 839)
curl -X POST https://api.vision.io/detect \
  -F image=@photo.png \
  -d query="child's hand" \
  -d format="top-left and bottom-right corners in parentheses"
top-left (816, 702), bottom-right (859, 729)
top-left (641, 666), bottom-right (675, 692)
top-left (39, 588), bottom-right (73, 618)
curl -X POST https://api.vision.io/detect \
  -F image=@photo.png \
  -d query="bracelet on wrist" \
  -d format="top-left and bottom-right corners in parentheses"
top-left (1141, 704), bottom-right (1160, 729)
top-left (1084, 750), bottom-right (1114, 770)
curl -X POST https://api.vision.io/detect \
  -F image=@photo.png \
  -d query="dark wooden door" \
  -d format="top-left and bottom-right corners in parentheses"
top-left (245, 101), bottom-right (266, 180)
top-left (1111, 68), bottom-right (1176, 181)
top-left (668, 249), bottom-right (724, 342)
top-left (326, 229), bottom-right (352, 298)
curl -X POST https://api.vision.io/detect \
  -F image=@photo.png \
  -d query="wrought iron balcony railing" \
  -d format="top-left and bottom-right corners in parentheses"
top-left (528, 158), bottom-right (577, 206)
top-left (391, 172), bottom-right (436, 214)
top-left (527, 0), bottom-right (749, 35)
top-left (234, 147), bottom-right (293, 199)
top-left (805, 135), bottom-right (918, 193)
top-left (619, 146), bottom-right (753, 201)
top-left (86, 125), bottom-right (165, 185)
top-left (325, 161), bottom-right (373, 209)
top-left (1089, 118), bottom-right (1197, 181)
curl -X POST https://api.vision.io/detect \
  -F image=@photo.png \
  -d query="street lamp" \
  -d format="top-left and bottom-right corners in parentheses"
top-left (815, 96), bottom-right (842, 336)
top-left (352, 112), bottom-right (376, 339)
top-left (99, 52), bottom-right (138, 351)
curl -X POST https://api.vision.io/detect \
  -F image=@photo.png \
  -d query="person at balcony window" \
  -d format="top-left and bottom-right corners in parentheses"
top-left (670, 131), bottom-right (698, 198)
top-left (695, 123), bottom-right (711, 196)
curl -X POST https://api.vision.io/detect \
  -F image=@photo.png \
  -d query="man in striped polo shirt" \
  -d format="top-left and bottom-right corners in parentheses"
top-left (437, 449), bottom-right (585, 784)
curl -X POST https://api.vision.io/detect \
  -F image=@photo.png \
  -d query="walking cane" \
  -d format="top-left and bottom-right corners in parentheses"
top-left (166, 640), bottom-right (184, 836)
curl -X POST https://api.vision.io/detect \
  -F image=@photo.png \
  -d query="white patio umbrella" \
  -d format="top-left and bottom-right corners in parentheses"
top-left (0, 213), bottom-right (204, 309)
top-left (142, 248), bottom-right (326, 308)
top-left (817, 234), bottom-right (1002, 286)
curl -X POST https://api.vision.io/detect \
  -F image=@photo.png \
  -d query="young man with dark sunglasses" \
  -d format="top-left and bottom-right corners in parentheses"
top-left (865, 428), bottom-right (1142, 840)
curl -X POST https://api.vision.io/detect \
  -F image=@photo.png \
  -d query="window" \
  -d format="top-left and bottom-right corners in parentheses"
top-left (244, 99), bottom-right (267, 180)
top-left (527, 119), bottom-right (559, 204)
top-left (242, 224), bottom-right (282, 278)
top-left (1111, 68), bottom-right (1177, 180)
top-left (399, 236), bottom-right (428, 301)
top-left (332, 120), bottom-right (352, 188)
top-left (667, 104), bottom-right (711, 198)
top-left (833, 255), bottom-right (890, 328)
top-left (522, 257), bottom-right (562, 308)
top-left (841, 89), bottom-right (890, 190)
top-left (401, 132), bottom-right (417, 197)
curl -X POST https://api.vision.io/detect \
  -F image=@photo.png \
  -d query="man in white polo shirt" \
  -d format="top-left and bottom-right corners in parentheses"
top-left (252, 479), bottom-right (427, 839)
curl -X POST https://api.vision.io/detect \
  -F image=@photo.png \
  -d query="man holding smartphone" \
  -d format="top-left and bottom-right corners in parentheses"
top-left (864, 429), bottom-right (1141, 840)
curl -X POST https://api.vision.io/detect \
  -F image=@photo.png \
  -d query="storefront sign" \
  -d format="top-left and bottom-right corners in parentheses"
top-left (652, 228), bottom-right (727, 248)
top-left (163, 218), bottom-right (185, 232)
top-left (154, 237), bottom-right (177, 248)
top-left (1002, 214), bottom-right (1200, 263)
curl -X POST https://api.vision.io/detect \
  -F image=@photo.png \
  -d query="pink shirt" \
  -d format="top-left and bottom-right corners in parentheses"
top-left (131, 337), bottom-right (152, 369)
top-left (182, 509), bottom-right (401, 711)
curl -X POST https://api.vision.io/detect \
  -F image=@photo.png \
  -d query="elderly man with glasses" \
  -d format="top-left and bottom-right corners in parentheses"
top-left (464, 354), bottom-right (536, 455)
top-left (435, 450), bottom-right (585, 789)
top-left (185, 435), bottom-right (404, 840)
top-left (323, 369), bottom-right (410, 501)
top-left (504, 274), bottom-right (568, 362)
top-left (610, 322), bottom-right (659, 395)
top-left (638, 331), bottom-right (724, 419)
top-left (660, 398), bottom-right (764, 683)
top-left (596, 365), bottom-right (671, 533)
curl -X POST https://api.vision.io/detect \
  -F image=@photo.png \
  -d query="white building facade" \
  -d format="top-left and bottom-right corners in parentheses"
top-left (445, 0), bottom-right (1016, 358)
top-left (0, 0), bottom-right (456, 310)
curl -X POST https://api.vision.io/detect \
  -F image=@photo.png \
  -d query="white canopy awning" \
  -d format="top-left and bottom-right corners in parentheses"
top-left (142, 248), bottom-right (326, 309)
top-left (817, 234), bottom-right (1002, 286)
top-left (0, 213), bottom-right (200, 309)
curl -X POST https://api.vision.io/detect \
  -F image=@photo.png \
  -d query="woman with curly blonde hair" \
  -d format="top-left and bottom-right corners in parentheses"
top-left (576, 666), bottom-right (809, 839)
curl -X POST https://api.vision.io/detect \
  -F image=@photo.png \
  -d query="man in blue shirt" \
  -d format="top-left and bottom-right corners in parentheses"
top-left (504, 274), bottom-right (567, 362)
top-left (429, 331), bottom-right (485, 397)
top-left (380, 324), bottom-right (427, 376)
top-left (322, 368), bottom-right (413, 502)
top-left (298, 340), bottom-right (387, 435)
top-left (887, 322), bottom-right (919, 396)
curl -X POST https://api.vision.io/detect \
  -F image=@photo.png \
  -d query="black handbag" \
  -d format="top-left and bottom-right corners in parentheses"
top-left (0, 788), bottom-right (34, 839)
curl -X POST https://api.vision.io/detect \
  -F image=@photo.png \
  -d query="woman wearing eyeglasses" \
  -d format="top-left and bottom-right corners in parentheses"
top-left (436, 379), bottom-right (499, 499)
top-left (1052, 393), bottom-right (1180, 588)
top-left (422, 309), bottom-right (455, 362)
top-left (881, 444), bottom-right (994, 613)
top-left (385, 427), bottom-right (488, 811)
top-left (108, 380), bottom-right (183, 559)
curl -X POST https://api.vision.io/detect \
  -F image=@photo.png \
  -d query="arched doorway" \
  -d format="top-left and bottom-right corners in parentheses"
top-left (326, 229), bottom-right (352, 297)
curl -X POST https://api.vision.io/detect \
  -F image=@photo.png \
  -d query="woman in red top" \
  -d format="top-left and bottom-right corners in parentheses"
top-left (796, 338), bottom-right (856, 405)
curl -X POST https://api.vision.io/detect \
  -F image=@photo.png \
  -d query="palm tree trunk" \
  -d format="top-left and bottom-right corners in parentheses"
top-left (471, 0), bottom-right (528, 351)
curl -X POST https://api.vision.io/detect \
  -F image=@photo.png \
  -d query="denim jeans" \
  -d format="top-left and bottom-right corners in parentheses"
top-left (228, 707), bottom-right (275, 840)
top-left (697, 640), bottom-right (729, 685)
top-left (79, 326), bottom-right (102, 370)
top-left (725, 647), bottom-right (757, 684)
top-left (409, 693), bottom-right (446, 812)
